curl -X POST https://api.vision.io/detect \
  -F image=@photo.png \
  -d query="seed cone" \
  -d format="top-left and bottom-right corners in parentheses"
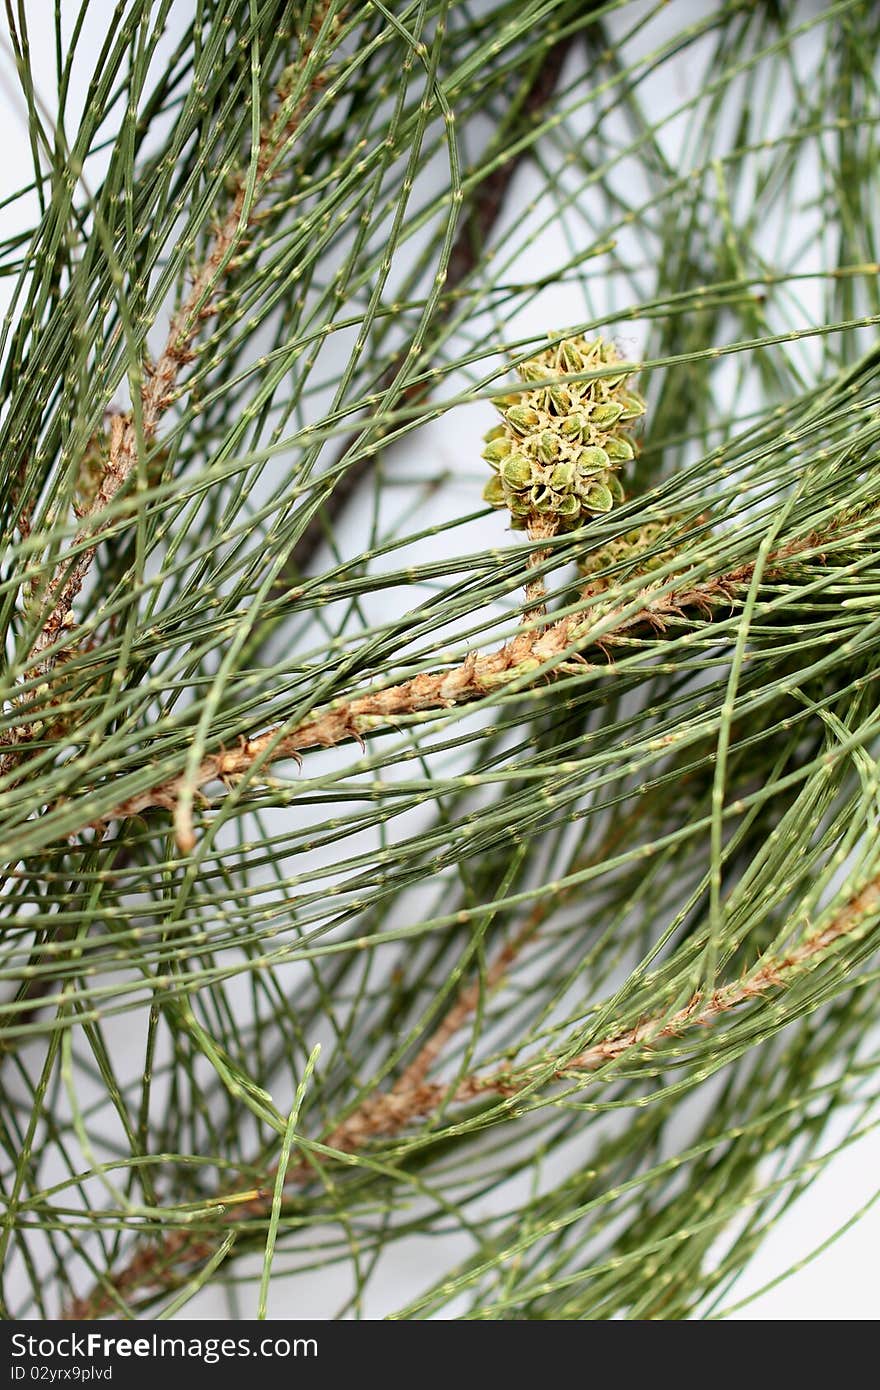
top-left (482, 335), bottom-right (645, 532)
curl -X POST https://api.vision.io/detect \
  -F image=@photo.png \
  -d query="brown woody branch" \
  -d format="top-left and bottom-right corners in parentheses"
top-left (83, 538), bottom-right (811, 849)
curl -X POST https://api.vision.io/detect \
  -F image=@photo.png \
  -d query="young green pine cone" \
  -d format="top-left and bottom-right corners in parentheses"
top-left (482, 335), bottom-right (645, 533)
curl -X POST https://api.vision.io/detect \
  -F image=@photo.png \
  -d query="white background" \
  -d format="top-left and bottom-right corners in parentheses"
top-left (2, 1), bottom-right (879, 1320)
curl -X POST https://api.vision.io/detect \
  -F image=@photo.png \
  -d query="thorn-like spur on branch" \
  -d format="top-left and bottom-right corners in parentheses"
top-left (1, 4), bottom-right (340, 771)
top-left (65, 865), bottom-right (880, 1320)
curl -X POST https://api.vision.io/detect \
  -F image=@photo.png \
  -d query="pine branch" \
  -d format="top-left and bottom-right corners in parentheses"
top-left (66, 859), bottom-right (880, 1320)
top-left (6, 0), bottom-right (880, 1324)
top-left (333, 867), bottom-right (880, 1144)
top-left (82, 528), bottom-right (820, 849)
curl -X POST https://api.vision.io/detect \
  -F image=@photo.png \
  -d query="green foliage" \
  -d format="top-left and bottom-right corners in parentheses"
top-left (2, 0), bottom-right (880, 1320)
